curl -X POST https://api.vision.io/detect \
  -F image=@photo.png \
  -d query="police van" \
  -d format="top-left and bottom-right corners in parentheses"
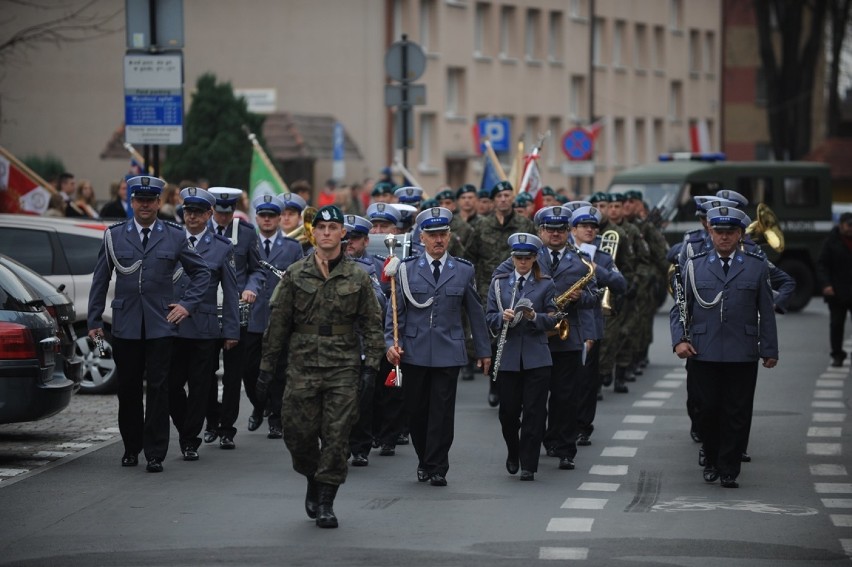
top-left (607, 154), bottom-right (833, 312)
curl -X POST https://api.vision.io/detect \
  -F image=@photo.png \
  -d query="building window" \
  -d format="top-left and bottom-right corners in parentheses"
top-left (570, 0), bottom-right (583, 19)
top-left (420, 0), bottom-right (437, 52)
top-left (755, 68), bottom-right (767, 107)
top-left (613, 20), bottom-right (626, 68)
top-left (419, 113), bottom-right (436, 169)
top-left (634, 23), bottom-right (648, 70)
top-left (704, 31), bottom-right (715, 74)
top-left (392, 0), bottom-right (405, 41)
top-left (524, 116), bottom-right (541, 147)
top-left (688, 29), bottom-right (700, 75)
top-left (670, 0), bottom-right (683, 32)
top-left (474, 3), bottom-right (489, 56)
top-left (525, 8), bottom-right (542, 61)
top-left (652, 25), bottom-right (665, 70)
top-left (447, 67), bottom-right (465, 117)
top-left (547, 117), bottom-right (562, 166)
top-left (634, 118), bottom-right (645, 165)
top-left (548, 11), bottom-right (563, 62)
top-left (653, 118), bottom-right (664, 158)
top-left (612, 118), bottom-right (625, 166)
top-left (500, 6), bottom-right (516, 59)
top-left (570, 75), bottom-right (584, 119)
top-left (669, 81), bottom-right (682, 122)
top-left (592, 18), bottom-right (604, 66)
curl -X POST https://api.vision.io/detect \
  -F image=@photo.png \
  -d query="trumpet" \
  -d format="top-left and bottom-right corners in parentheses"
top-left (260, 260), bottom-right (286, 279)
top-left (552, 256), bottom-right (596, 340)
top-left (599, 230), bottom-right (620, 316)
top-left (746, 203), bottom-right (785, 253)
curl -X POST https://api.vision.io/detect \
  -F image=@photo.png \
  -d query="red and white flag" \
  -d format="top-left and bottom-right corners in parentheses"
top-left (520, 152), bottom-right (544, 211)
top-left (0, 146), bottom-right (55, 214)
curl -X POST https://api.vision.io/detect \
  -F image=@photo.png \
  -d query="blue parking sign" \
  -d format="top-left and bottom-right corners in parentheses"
top-left (478, 118), bottom-right (510, 153)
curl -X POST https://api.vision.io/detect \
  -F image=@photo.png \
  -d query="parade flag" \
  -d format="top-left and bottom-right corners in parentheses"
top-left (587, 118), bottom-right (605, 140)
top-left (0, 145), bottom-right (56, 214)
top-left (245, 130), bottom-right (288, 218)
top-left (520, 152), bottom-right (544, 211)
top-left (507, 138), bottom-right (525, 194)
top-left (480, 139), bottom-right (507, 192)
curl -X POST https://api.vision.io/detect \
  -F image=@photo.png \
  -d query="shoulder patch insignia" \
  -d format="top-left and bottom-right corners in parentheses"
top-left (228, 251), bottom-right (236, 268)
top-left (374, 254), bottom-right (387, 261)
top-left (453, 256), bottom-right (473, 266)
top-left (164, 220), bottom-right (183, 230)
top-left (691, 250), bottom-right (709, 259)
top-left (744, 250), bottom-right (765, 260)
top-left (402, 255), bottom-right (419, 262)
top-left (109, 220), bottom-right (129, 229)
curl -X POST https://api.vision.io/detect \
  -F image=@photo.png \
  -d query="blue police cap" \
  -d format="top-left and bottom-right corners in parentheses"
top-left (415, 207), bottom-right (452, 232)
top-left (508, 232), bottom-right (543, 256)
top-left (209, 187), bottom-right (244, 212)
top-left (707, 206), bottom-right (749, 230)
top-left (535, 206), bottom-right (572, 228)
top-left (565, 200), bottom-right (592, 211)
top-left (698, 198), bottom-right (739, 214)
top-left (180, 187), bottom-right (215, 211)
top-left (490, 180), bottom-right (513, 199)
top-left (715, 189), bottom-right (748, 207)
top-left (344, 214), bottom-right (372, 236)
top-left (570, 206), bottom-right (602, 227)
top-left (128, 175), bottom-right (165, 198)
top-left (395, 204), bottom-right (418, 228)
top-left (279, 192), bottom-right (306, 213)
top-left (395, 186), bottom-right (424, 204)
top-left (693, 195), bottom-right (718, 217)
top-left (315, 205), bottom-right (345, 224)
top-left (366, 202), bottom-right (402, 224)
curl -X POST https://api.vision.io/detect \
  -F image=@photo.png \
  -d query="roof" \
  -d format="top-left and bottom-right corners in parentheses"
top-left (101, 112), bottom-right (363, 162)
top-left (805, 137), bottom-right (852, 180)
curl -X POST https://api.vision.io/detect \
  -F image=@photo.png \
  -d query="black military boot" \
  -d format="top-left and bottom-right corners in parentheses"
top-left (613, 366), bottom-right (629, 393)
top-left (315, 483), bottom-right (339, 528)
top-left (305, 475), bottom-right (319, 519)
top-left (600, 370), bottom-right (613, 387)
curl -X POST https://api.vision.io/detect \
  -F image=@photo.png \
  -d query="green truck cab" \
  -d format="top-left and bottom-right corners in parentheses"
top-left (607, 159), bottom-right (833, 312)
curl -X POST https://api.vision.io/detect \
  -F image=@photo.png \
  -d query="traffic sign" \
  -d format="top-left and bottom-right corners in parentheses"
top-left (124, 53), bottom-right (183, 145)
top-left (562, 127), bottom-right (594, 161)
top-left (384, 84), bottom-right (426, 107)
top-left (385, 40), bottom-right (426, 82)
top-left (561, 161), bottom-right (595, 177)
top-left (478, 118), bottom-right (511, 153)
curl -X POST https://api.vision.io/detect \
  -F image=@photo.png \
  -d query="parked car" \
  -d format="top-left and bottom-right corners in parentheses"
top-left (0, 261), bottom-right (72, 424)
top-left (0, 215), bottom-right (116, 393)
top-left (0, 254), bottom-right (83, 392)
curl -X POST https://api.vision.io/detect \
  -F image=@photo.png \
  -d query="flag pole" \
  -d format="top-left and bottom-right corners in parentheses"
top-left (0, 145), bottom-right (57, 195)
top-left (483, 139), bottom-right (508, 182)
top-left (242, 125), bottom-right (289, 193)
top-left (391, 157), bottom-right (429, 199)
top-left (122, 142), bottom-right (155, 174)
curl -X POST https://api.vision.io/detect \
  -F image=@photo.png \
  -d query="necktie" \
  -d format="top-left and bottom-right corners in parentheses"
top-left (264, 239), bottom-right (271, 257)
top-left (722, 257), bottom-right (730, 275)
top-left (189, 236), bottom-right (197, 247)
top-left (141, 227), bottom-right (150, 249)
top-left (432, 259), bottom-right (441, 283)
top-left (518, 275), bottom-right (525, 291)
top-left (551, 250), bottom-right (560, 270)
top-left (217, 225), bottom-right (225, 236)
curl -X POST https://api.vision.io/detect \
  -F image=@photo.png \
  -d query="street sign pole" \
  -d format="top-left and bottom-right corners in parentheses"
top-left (384, 35), bottom-right (426, 176)
top-left (401, 34), bottom-right (409, 169)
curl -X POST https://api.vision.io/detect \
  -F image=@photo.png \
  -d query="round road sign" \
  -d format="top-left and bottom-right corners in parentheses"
top-left (385, 40), bottom-right (427, 82)
top-left (561, 127), bottom-right (594, 161)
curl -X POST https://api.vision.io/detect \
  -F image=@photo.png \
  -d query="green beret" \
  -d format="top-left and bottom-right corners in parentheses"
top-left (542, 186), bottom-right (556, 196)
top-left (609, 192), bottom-right (626, 202)
top-left (624, 189), bottom-right (643, 200)
top-left (315, 205), bottom-right (345, 224)
top-left (589, 191), bottom-right (610, 204)
top-left (421, 198), bottom-right (439, 209)
top-left (435, 189), bottom-right (455, 202)
top-left (491, 180), bottom-right (514, 199)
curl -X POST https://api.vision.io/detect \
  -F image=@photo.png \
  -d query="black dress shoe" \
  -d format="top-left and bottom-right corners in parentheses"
top-left (698, 447), bottom-right (706, 467)
top-left (601, 372), bottom-right (613, 387)
top-left (247, 412), bottom-right (263, 432)
top-left (741, 452), bottom-right (751, 463)
top-left (219, 436), bottom-right (235, 449)
top-left (371, 438), bottom-right (380, 449)
top-left (690, 429), bottom-right (702, 443)
top-left (267, 426), bottom-right (283, 439)
top-left (121, 454), bottom-right (138, 467)
top-left (520, 470), bottom-right (535, 481)
top-left (396, 433), bottom-right (410, 445)
top-left (351, 454), bottom-right (369, 467)
top-left (487, 391), bottom-right (500, 407)
top-left (506, 459), bottom-right (519, 475)
top-left (559, 457), bottom-right (575, 470)
top-left (703, 465), bottom-right (719, 483)
top-left (614, 383), bottom-right (629, 393)
top-left (416, 468), bottom-right (429, 482)
top-left (577, 434), bottom-right (591, 446)
top-left (720, 475), bottom-right (739, 488)
top-left (546, 447), bottom-right (557, 458)
top-left (203, 430), bottom-right (218, 444)
top-left (429, 474), bottom-right (447, 487)
top-left (379, 444), bottom-right (395, 456)
top-left (182, 448), bottom-right (199, 461)
top-left (146, 458), bottom-right (163, 473)
top-left (831, 356), bottom-right (844, 368)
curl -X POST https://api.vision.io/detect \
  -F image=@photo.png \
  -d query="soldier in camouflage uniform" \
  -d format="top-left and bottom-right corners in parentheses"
top-left (437, 188), bottom-right (474, 259)
top-left (259, 205), bottom-right (384, 529)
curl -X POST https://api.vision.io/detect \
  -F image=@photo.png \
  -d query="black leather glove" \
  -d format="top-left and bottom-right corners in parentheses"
top-left (359, 366), bottom-right (377, 396)
top-left (256, 370), bottom-right (274, 405)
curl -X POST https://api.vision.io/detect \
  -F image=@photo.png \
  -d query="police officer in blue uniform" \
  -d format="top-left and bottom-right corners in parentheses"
top-left (203, 187), bottom-right (265, 449)
top-left (385, 207), bottom-right (492, 486)
top-left (88, 175), bottom-right (210, 473)
top-left (486, 233), bottom-right (557, 481)
top-left (243, 194), bottom-right (303, 439)
top-left (672, 206), bottom-right (778, 488)
top-left (168, 187), bottom-right (240, 461)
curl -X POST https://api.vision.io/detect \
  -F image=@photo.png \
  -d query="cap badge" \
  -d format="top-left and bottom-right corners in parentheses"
top-left (431, 207), bottom-right (440, 218)
top-left (406, 188), bottom-right (414, 196)
top-left (720, 190), bottom-right (729, 198)
top-left (346, 215), bottom-right (354, 224)
top-left (519, 234), bottom-right (527, 243)
top-left (377, 203), bottom-right (386, 212)
top-left (720, 207), bottom-right (729, 215)
top-left (188, 187), bottom-right (197, 196)
top-left (141, 177), bottom-right (150, 186)
top-left (264, 194), bottom-right (273, 203)
top-left (590, 207), bottom-right (598, 216)
top-left (553, 207), bottom-right (562, 216)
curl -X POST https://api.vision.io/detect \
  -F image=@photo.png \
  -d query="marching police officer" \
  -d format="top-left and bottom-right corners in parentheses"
top-left (88, 176), bottom-right (210, 473)
top-left (169, 187), bottom-right (240, 461)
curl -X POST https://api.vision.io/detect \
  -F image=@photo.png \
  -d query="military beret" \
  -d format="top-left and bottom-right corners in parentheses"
top-left (542, 186), bottom-right (556, 196)
top-left (371, 181), bottom-right (396, 197)
top-left (456, 184), bottom-right (477, 199)
top-left (609, 192), bottom-right (626, 203)
top-left (477, 189), bottom-right (493, 199)
top-left (589, 191), bottom-right (609, 204)
top-left (435, 189), bottom-right (455, 202)
top-left (624, 189), bottom-right (643, 201)
top-left (421, 198), bottom-right (439, 209)
top-left (315, 205), bottom-right (345, 224)
top-left (490, 180), bottom-right (513, 199)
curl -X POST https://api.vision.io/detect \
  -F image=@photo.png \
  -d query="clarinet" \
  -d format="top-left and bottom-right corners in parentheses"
top-left (260, 260), bottom-right (286, 279)
top-left (673, 262), bottom-right (690, 342)
top-left (492, 277), bottom-right (520, 381)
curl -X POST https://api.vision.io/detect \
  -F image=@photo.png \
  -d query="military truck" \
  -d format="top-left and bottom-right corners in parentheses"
top-left (607, 157), bottom-right (833, 312)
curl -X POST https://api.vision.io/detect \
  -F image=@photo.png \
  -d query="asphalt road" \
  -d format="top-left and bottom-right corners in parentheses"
top-left (0, 301), bottom-right (850, 567)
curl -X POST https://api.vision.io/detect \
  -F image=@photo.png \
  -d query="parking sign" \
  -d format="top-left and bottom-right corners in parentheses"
top-left (478, 118), bottom-right (510, 153)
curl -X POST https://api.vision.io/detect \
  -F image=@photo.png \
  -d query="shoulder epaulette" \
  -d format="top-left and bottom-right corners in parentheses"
top-left (281, 235), bottom-right (300, 244)
top-left (374, 254), bottom-right (387, 261)
top-left (452, 256), bottom-right (473, 266)
top-left (164, 220), bottom-right (183, 230)
top-left (352, 257), bottom-right (372, 266)
top-left (109, 220), bottom-right (128, 229)
top-left (213, 233), bottom-right (232, 245)
top-left (691, 250), bottom-right (709, 259)
top-left (744, 250), bottom-right (766, 260)
top-left (685, 228), bottom-right (702, 235)
top-left (238, 219), bottom-right (255, 229)
top-left (493, 273), bottom-right (511, 280)
top-left (539, 273), bottom-right (553, 280)
top-left (402, 255), bottom-right (419, 262)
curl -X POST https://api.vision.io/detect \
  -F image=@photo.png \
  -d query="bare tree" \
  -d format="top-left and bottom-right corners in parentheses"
top-left (755, 0), bottom-right (828, 160)
top-left (827, 0), bottom-right (852, 135)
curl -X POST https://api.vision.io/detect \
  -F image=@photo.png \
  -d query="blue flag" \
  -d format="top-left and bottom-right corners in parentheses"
top-left (480, 152), bottom-right (501, 192)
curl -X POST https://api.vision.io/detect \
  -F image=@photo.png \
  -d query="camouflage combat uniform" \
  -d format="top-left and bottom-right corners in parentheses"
top-left (260, 253), bottom-right (384, 486)
top-left (633, 218), bottom-right (670, 362)
top-left (467, 211), bottom-right (536, 300)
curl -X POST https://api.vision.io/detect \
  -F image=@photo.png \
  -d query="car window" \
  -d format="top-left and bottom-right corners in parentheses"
top-left (783, 177), bottom-right (819, 207)
top-left (0, 228), bottom-right (54, 275)
top-left (0, 264), bottom-right (41, 311)
top-left (57, 232), bottom-right (102, 275)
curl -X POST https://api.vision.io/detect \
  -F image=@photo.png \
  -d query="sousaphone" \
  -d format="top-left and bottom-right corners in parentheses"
top-left (746, 203), bottom-right (785, 253)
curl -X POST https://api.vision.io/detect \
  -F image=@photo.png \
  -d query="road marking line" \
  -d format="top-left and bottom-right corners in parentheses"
top-left (822, 499), bottom-right (852, 508)
top-left (653, 380), bottom-right (681, 388)
top-left (613, 430), bottom-right (647, 440)
top-left (643, 391), bottom-right (673, 399)
top-left (663, 372), bottom-right (686, 379)
top-left (546, 518), bottom-right (594, 532)
top-left (74, 434), bottom-right (115, 442)
top-left (633, 400), bottom-right (665, 408)
top-left (578, 482), bottom-right (620, 492)
top-left (32, 451), bottom-right (70, 458)
top-left (56, 443), bottom-right (93, 449)
top-left (561, 498), bottom-right (607, 510)
top-left (807, 443), bottom-right (842, 456)
top-left (539, 547), bottom-right (589, 560)
top-left (831, 515), bottom-right (852, 527)
top-left (601, 447), bottom-right (638, 458)
top-left (813, 413), bottom-right (847, 422)
top-left (815, 483), bottom-right (852, 493)
top-left (813, 401), bottom-right (846, 408)
top-left (820, 372), bottom-right (848, 379)
top-left (0, 469), bottom-right (28, 477)
top-left (811, 465), bottom-right (848, 476)
top-left (808, 427), bottom-right (843, 437)
top-left (100, 427), bottom-right (120, 433)
top-left (817, 379), bottom-right (845, 388)
top-left (590, 465), bottom-right (629, 476)
top-left (623, 415), bottom-right (655, 424)
top-left (815, 390), bottom-right (845, 399)
top-left (841, 539), bottom-right (852, 555)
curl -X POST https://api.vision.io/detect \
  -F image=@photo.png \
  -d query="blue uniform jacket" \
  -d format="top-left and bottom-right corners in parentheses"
top-left (209, 219), bottom-right (264, 293)
top-left (88, 219), bottom-right (210, 340)
top-left (385, 255), bottom-right (490, 367)
top-left (248, 231), bottom-right (303, 334)
top-left (352, 257), bottom-right (388, 314)
top-left (174, 231), bottom-right (240, 340)
top-left (485, 272), bottom-right (557, 371)
top-left (670, 249), bottom-right (778, 362)
top-left (589, 250), bottom-right (627, 340)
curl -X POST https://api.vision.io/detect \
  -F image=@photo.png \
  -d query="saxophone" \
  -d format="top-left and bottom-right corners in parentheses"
top-left (599, 230), bottom-right (620, 316)
top-left (552, 255), bottom-right (596, 340)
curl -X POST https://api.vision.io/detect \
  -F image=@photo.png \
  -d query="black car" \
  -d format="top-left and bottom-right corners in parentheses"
top-left (0, 255), bottom-right (83, 392)
top-left (0, 262), bottom-right (72, 424)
